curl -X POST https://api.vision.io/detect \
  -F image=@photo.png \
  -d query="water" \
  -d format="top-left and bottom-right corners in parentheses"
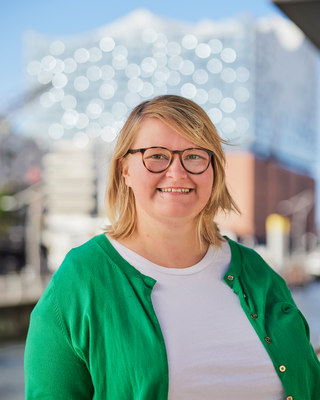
top-left (291, 279), bottom-right (320, 348)
top-left (1, 280), bottom-right (320, 400)
top-left (0, 343), bottom-right (25, 400)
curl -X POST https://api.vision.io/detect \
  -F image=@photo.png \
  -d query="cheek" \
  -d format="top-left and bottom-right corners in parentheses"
top-left (200, 171), bottom-right (214, 205)
top-left (125, 165), bottom-right (161, 195)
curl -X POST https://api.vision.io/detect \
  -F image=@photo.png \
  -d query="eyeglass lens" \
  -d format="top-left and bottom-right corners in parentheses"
top-left (143, 148), bottom-right (210, 173)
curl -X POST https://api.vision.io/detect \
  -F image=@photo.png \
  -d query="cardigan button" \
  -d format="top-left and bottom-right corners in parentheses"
top-left (279, 365), bottom-right (286, 372)
top-left (287, 396), bottom-right (293, 400)
top-left (265, 337), bottom-right (272, 344)
top-left (250, 314), bottom-right (258, 319)
top-left (144, 278), bottom-right (154, 287)
top-left (227, 275), bottom-right (234, 281)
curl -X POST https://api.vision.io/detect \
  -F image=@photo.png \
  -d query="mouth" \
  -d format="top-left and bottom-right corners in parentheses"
top-left (157, 188), bottom-right (192, 193)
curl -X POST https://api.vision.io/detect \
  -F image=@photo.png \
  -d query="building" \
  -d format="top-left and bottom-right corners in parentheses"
top-left (215, 151), bottom-right (316, 243)
top-left (23, 9), bottom-right (319, 241)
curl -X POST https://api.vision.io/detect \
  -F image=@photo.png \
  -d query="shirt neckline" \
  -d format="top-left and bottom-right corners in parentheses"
top-left (107, 235), bottom-right (219, 276)
top-left (94, 233), bottom-right (242, 285)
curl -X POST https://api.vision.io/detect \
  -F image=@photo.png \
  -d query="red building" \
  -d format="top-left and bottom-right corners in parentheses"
top-left (215, 151), bottom-right (315, 242)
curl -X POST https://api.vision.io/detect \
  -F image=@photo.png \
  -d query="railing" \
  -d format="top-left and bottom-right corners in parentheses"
top-left (0, 271), bottom-right (51, 307)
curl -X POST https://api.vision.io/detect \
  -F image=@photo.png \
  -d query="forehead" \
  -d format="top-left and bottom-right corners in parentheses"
top-left (132, 117), bottom-right (198, 149)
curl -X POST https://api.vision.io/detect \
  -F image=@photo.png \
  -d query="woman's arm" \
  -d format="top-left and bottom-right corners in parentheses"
top-left (24, 283), bottom-right (94, 400)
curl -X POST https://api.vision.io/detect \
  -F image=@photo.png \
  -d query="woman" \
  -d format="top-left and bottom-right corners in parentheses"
top-left (25, 95), bottom-right (320, 399)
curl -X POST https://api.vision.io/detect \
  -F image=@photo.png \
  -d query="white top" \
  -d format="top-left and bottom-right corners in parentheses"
top-left (108, 236), bottom-right (285, 400)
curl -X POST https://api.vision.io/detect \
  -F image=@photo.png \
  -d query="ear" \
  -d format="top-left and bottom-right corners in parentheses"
top-left (119, 158), bottom-right (132, 187)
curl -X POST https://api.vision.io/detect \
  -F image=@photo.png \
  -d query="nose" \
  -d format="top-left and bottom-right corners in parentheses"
top-left (166, 154), bottom-right (187, 178)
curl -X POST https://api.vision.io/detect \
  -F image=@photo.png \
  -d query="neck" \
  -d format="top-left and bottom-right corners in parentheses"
top-left (118, 215), bottom-right (209, 269)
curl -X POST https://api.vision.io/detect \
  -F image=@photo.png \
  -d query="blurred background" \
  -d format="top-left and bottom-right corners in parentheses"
top-left (1, 0), bottom-right (320, 398)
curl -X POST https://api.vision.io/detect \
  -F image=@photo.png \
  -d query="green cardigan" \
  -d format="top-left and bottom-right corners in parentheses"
top-left (25, 234), bottom-right (320, 399)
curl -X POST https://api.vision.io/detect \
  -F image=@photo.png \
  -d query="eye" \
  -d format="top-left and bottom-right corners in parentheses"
top-left (185, 153), bottom-right (206, 161)
top-left (150, 153), bottom-right (168, 160)
top-left (187, 154), bottom-right (201, 160)
top-left (145, 150), bottom-right (170, 160)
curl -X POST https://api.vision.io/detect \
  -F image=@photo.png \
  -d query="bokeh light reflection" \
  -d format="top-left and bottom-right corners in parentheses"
top-left (236, 67), bottom-right (250, 82)
top-left (221, 48), bottom-right (237, 63)
top-left (49, 41), bottom-right (65, 56)
top-left (40, 92), bottom-right (55, 108)
top-left (220, 97), bottom-right (236, 113)
top-left (27, 60), bottom-right (42, 76)
top-left (166, 71), bottom-right (180, 86)
top-left (125, 92), bottom-right (141, 108)
top-left (99, 112), bottom-right (115, 127)
top-left (154, 33), bottom-right (168, 48)
top-left (179, 60), bottom-right (194, 75)
top-left (37, 71), bottom-right (53, 84)
top-left (74, 48), bottom-right (90, 63)
top-left (168, 56), bottom-right (183, 70)
top-left (208, 39), bottom-right (223, 54)
top-left (125, 64), bottom-right (141, 79)
top-left (220, 117), bottom-right (236, 133)
top-left (101, 65), bottom-right (115, 80)
top-left (193, 69), bottom-right (208, 85)
top-left (99, 83), bottom-right (115, 99)
top-left (50, 87), bottom-right (64, 102)
top-left (86, 122), bottom-right (102, 138)
top-left (87, 66), bottom-right (102, 81)
top-left (61, 95), bottom-right (77, 110)
top-left (193, 89), bottom-right (208, 104)
top-left (74, 76), bottom-right (89, 91)
top-left (236, 117), bottom-right (250, 133)
top-left (89, 47), bottom-right (102, 62)
top-left (63, 58), bottom-right (77, 73)
top-left (207, 59), bottom-right (222, 74)
top-left (73, 132), bottom-right (89, 148)
top-left (128, 78), bottom-right (143, 92)
top-left (41, 55), bottom-right (56, 71)
top-left (234, 87), bottom-right (250, 102)
top-left (48, 123), bottom-right (64, 139)
top-left (99, 37), bottom-right (115, 52)
top-left (101, 126), bottom-right (117, 142)
top-left (167, 42), bottom-right (181, 56)
top-left (208, 108), bottom-right (222, 124)
top-left (182, 35), bottom-right (197, 50)
top-left (52, 73), bottom-right (68, 88)
top-left (76, 113), bottom-right (89, 129)
top-left (142, 29), bottom-right (157, 43)
top-left (140, 82), bottom-right (154, 98)
top-left (195, 43), bottom-right (211, 58)
top-left (112, 102), bottom-right (127, 117)
top-left (220, 68), bottom-right (236, 83)
top-left (51, 59), bottom-right (65, 74)
top-left (181, 83), bottom-right (196, 98)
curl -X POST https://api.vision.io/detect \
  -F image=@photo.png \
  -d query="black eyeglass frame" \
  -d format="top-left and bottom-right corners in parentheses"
top-left (126, 147), bottom-right (214, 174)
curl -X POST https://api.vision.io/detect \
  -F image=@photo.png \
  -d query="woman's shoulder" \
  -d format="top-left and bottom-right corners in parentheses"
top-left (55, 234), bottom-right (111, 276)
top-left (48, 234), bottom-right (115, 298)
top-left (225, 237), bottom-right (292, 298)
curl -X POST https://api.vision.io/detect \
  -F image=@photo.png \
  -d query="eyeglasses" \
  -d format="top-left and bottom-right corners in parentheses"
top-left (126, 147), bottom-right (214, 174)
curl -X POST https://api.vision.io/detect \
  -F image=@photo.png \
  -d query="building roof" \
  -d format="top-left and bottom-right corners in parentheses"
top-left (272, 0), bottom-right (320, 50)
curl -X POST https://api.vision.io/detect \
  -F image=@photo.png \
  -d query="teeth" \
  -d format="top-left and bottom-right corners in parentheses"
top-left (160, 188), bottom-right (191, 193)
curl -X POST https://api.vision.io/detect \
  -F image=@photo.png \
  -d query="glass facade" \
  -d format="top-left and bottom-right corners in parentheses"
top-left (24, 10), bottom-right (318, 174)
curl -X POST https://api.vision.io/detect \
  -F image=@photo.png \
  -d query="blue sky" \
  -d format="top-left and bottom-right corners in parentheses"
top-left (0, 0), bottom-right (283, 109)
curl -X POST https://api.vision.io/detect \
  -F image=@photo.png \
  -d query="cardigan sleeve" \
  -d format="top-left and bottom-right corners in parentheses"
top-left (24, 281), bottom-right (94, 400)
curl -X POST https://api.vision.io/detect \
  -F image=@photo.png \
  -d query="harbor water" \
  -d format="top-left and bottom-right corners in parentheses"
top-left (1, 280), bottom-right (320, 400)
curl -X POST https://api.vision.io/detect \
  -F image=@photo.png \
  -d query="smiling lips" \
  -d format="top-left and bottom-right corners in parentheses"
top-left (158, 188), bottom-right (192, 193)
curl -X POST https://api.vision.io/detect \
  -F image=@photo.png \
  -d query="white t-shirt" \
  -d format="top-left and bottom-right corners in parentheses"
top-left (108, 237), bottom-right (285, 400)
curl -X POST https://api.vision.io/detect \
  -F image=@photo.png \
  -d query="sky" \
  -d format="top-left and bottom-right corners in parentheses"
top-left (0, 0), bottom-right (284, 110)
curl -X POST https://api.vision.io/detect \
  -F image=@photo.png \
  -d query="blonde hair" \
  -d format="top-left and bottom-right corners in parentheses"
top-left (105, 95), bottom-right (240, 247)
